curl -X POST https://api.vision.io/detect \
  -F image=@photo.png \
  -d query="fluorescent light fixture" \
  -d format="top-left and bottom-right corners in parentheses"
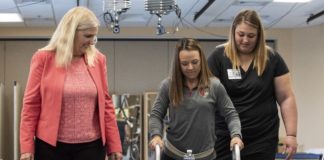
top-left (273, 0), bottom-right (311, 3)
top-left (235, 0), bottom-right (272, 6)
top-left (0, 13), bottom-right (23, 22)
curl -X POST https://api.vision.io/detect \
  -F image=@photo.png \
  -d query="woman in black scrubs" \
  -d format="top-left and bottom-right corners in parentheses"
top-left (207, 9), bottom-right (298, 160)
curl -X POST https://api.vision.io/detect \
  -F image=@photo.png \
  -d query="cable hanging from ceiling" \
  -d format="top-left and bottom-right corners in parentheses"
top-left (145, 0), bottom-right (181, 35)
top-left (103, 0), bottom-right (131, 34)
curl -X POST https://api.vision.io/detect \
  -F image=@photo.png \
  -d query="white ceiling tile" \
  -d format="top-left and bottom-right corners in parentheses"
top-left (0, 0), bottom-right (323, 30)
top-left (0, 0), bottom-right (19, 13)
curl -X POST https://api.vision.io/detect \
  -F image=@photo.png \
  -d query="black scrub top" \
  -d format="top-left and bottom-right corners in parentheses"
top-left (207, 45), bottom-right (289, 142)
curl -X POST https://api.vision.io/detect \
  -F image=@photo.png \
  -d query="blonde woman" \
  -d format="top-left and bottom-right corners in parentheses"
top-left (208, 9), bottom-right (298, 160)
top-left (19, 7), bottom-right (122, 160)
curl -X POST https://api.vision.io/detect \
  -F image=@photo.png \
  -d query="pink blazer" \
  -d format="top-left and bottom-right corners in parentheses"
top-left (20, 50), bottom-right (122, 154)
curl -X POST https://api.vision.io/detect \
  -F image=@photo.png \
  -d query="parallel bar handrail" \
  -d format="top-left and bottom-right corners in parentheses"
top-left (232, 144), bottom-right (240, 160)
top-left (155, 144), bottom-right (161, 160)
top-left (13, 81), bottom-right (19, 160)
top-left (0, 82), bottom-right (4, 159)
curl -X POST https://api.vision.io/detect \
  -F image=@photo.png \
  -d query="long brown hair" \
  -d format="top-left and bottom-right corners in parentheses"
top-left (225, 9), bottom-right (269, 76)
top-left (169, 38), bottom-right (213, 106)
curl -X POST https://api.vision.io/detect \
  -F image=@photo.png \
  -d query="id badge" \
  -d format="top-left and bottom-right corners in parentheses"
top-left (227, 69), bottom-right (242, 80)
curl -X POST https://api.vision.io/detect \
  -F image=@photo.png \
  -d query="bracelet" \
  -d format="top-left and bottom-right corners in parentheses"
top-left (232, 134), bottom-right (242, 139)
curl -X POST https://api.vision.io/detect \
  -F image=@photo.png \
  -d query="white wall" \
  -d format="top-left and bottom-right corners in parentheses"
top-left (292, 24), bottom-right (324, 150)
top-left (0, 25), bottom-right (323, 157)
top-left (0, 39), bottom-right (224, 160)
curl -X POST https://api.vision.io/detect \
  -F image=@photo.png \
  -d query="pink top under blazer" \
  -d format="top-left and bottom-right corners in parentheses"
top-left (20, 50), bottom-right (122, 155)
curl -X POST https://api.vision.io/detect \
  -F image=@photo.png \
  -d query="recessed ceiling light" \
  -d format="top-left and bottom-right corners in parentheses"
top-left (235, 0), bottom-right (272, 6)
top-left (273, 0), bottom-right (311, 3)
top-left (0, 13), bottom-right (23, 22)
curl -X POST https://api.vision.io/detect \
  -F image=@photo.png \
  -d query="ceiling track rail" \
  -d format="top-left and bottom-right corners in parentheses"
top-left (193, 0), bottom-right (215, 22)
top-left (307, 10), bottom-right (324, 24)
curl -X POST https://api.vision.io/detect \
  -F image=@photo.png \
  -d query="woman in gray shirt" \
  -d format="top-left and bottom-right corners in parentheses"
top-left (149, 38), bottom-right (244, 160)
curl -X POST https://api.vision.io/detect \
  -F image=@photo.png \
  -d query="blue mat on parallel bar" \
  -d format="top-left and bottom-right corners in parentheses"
top-left (276, 153), bottom-right (323, 160)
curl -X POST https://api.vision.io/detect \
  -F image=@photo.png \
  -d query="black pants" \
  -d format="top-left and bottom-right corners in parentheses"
top-left (34, 138), bottom-right (106, 160)
top-left (161, 152), bottom-right (176, 160)
top-left (214, 135), bottom-right (277, 160)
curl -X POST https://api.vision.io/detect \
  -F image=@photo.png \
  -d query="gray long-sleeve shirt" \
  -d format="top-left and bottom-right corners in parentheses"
top-left (149, 77), bottom-right (241, 159)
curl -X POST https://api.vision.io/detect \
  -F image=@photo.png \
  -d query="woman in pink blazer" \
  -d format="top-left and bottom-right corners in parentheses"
top-left (19, 7), bottom-right (122, 160)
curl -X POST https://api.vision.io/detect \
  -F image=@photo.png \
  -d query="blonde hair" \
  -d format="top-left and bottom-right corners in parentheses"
top-left (225, 9), bottom-right (269, 76)
top-left (40, 6), bottom-right (100, 67)
top-left (170, 38), bottom-right (213, 106)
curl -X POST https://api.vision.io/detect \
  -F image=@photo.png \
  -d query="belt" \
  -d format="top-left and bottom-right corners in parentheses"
top-left (164, 139), bottom-right (214, 159)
